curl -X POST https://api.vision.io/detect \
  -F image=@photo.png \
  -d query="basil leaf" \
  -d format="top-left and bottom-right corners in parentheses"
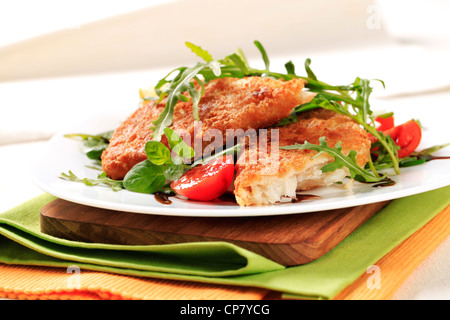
top-left (163, 162), bottom-right (184, 181)
top-left (163, 127), bottom-right (195, 159)
top-left (123, 160), bottom-right (166, 194)
top-left (145, 141), bottom-right (171, 165)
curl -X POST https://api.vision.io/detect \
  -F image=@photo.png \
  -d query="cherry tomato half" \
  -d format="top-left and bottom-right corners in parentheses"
top-left (171, 155), bottom-right (235, 201)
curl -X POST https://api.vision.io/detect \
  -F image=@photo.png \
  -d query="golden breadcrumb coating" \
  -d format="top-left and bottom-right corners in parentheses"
top-left (233, 108), bottom-right (372, 206)
top-left (101, 77), bottom-right (311, 180)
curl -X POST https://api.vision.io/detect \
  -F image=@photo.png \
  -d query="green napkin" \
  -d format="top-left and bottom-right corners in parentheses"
top-left (1, 186), bottom-right (449, 299)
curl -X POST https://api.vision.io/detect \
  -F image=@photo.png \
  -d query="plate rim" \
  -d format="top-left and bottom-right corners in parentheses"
top-left (31, 117), bottom-right (450, 218)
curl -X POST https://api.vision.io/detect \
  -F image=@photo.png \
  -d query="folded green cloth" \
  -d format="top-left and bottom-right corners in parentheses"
top-left (1, 186), bottom-right (449, 299)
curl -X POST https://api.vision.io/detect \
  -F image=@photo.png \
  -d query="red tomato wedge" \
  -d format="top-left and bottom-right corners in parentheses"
top-left (171, 155), bottom-right (235, 201)
top-left (370, 117), bottom-right (422, 158)
top-left (384, 120), bottom-right (422, 158)
top-left (375, 115), bottom-right (395, 132)
top-left (370, 116), bottom-right (395, 144)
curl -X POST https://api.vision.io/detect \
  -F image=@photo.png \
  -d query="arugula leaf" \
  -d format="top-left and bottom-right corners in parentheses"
top-left (60, 170), bottom-right (124, 191)
top-left (304, 58), bottom-right (317, 81)
top-left (81, 139), bottom-right (109, 160)
top-left (151, 63), bottom-right (207, 140)
top-left (295, 85), bottom-right (399, 176)
top-left (372, 111), bottom-right (394, 119)
top-left (185, 41), bottom-right (213, 62)
top-left (273, 111), bottom-right (298, 127)
top-left (398, 157), bottom-right (426, 167)
top-left (411, 143), bottom-right (450, 157)
top-left (64, 131), bottom-right (113, 160)
top-left (222, 53), bottom-right (250, 74)
top-left (284, 61), bottom-right (296, 75)
top-left (145, 41), bottom-right (402, 178)
top-left (280, 137), bottom-right (388, 183)
top-left (254, 40), bottom-right (270, 71)
top-left (190, 143), bottom-right (241, 168)
top-left (185, 41), bottom-right (221, 77)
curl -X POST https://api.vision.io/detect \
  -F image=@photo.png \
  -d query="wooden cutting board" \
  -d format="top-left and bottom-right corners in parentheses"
top-left (40, 199), bottom-right (389, 266)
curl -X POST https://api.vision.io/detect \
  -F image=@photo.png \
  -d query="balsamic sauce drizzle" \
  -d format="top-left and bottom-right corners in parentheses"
top-left (154, 192), bottom-right (173, 205)
top-left (154, 191), bottom-right (320, 205)
top-left (426, 155), bottom-right (450, 161)
top-left (292, 194), bottom-right (320, 203)
top-left (372, 179), bottom-right (396, 188)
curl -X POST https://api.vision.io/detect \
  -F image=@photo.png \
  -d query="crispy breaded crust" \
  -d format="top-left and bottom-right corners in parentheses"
top-left (100, 103), bottom-right (165, 180)
top-left (234, 108), bottom-right (372, 206)
top-left (101, 77), bottom-right (310, 180)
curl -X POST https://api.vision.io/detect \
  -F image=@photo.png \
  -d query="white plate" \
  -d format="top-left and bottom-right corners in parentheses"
top-left (31, 112), bottom-right (450, 217)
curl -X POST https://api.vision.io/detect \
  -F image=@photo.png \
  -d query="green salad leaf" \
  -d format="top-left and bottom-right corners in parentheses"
top-left (163, 127), bottom-right (195, 161)
top-left (144, 141), bottom-right (172, 165)
top-left (280, 137), bottom-right (388, 183)
top-left (64, 131), bottom-right (113, 160)
top-left (62, 41), bottom-right (450, 197)
top-left (123, 160), bottom-right (166, 194)
top-left (145, 40), bottom-right (402, 179)
top-left (60, 170), bottom-right (124, 191)
top-left (61, 124), bottom-right (241, 194)
top-left (411, 143), bottom-right (450, 157)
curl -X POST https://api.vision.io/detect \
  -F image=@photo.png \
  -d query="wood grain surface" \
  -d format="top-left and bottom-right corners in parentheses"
top-left (40, 199), bottom-right (390, 266)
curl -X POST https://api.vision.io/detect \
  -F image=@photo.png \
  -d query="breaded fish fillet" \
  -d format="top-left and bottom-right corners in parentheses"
top-left (102, 77), bottom-right (312, 180)
top-left (233, 108), bottom-right (372, 206)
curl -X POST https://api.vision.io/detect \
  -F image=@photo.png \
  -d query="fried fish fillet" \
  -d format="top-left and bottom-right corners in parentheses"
top-left (101, 76), bottom-right (312, 180)
top-left (233, 108), bottom-right (372, 206)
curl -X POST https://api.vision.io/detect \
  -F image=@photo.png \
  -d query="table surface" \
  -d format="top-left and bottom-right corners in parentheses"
top-left (1, 138), bottom-right (449, 300)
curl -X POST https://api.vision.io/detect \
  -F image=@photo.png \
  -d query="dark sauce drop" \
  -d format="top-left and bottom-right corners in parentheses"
top-left (292, 194), bottom-right (320, 203)
top-left (218, 192), bottom-right (237, 203)
top-left (426, 156), bottom-right (450, 161)
top-left (372, 179), bottom-right (396, 188)
top-left (154, 192), bottom-right (173, 205)
top-left (359, 178), bottom-right (396, 188)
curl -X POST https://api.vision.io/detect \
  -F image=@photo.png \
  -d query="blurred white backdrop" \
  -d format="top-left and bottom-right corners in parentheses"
top-left (0, 0), bottom-right (389, 81)
top-left (0, 0), bottom-right (171, 48)
top-left (0, 0), bottom-right (449, 144)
